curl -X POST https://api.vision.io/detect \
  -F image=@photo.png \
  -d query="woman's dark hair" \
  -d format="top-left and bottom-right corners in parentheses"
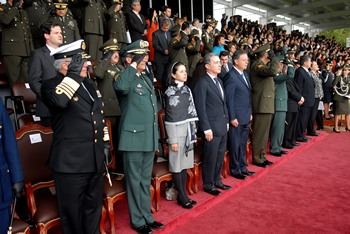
top-left (213, 34), bottom-right (225, 47)
top-left (147, 8), bottom-right (156, 28)
top-left (166, 62), bottom-right (185, 87)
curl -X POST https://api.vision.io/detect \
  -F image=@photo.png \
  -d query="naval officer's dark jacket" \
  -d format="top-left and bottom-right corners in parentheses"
top-left (41, 72), bottom-right (107, 173)
top-left (113, 65), bottom-right (158, 152)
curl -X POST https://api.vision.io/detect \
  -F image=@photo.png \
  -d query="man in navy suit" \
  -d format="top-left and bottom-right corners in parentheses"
top-left (224, 50), bottom-right (256, 180)
top-left (295, 55), bottom-right (315, 142)
top-left (0, 97), bottom-right (24, 233)
top-left (28, 21), bottom-right (63, 127)
top-left (193, 53), bottom-right (231, 196)
top-left (126, 0), bottom-right (148, 42)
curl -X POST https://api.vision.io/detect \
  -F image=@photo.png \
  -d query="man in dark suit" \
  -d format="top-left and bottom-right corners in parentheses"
top-left (126, 0), bottom-right (148, 42)
top-left (41, 40), bottom-right (108, 233)
top-left (224, 50), bottom-right (255, 180)
top-left (0, 97), bottom-right (25, 234)
top-left (295, 55), bottom-right (315, 142)
top-left (227, 16), bottom-right (234, 31)
top-left (193, 53), bottom-right (231, 196)
top-left (152, 19), bottom-right (171, 87)
top-left (28, 21), bottom-right (63, 127)
top-left (218, 51), bottom-right (233, 81)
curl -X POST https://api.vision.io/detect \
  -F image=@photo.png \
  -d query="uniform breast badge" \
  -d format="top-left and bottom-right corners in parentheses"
top-left (96, 90), bottom-right (102, 98)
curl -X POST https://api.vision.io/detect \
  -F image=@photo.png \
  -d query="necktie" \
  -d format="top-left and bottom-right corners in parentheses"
top-left (136, 12), bottom-right (142, 23)
top-left (60, 16), bottom-right (65, 22)
top-left (241, 73), bottom-right (248, 86)
top-left (214, 78), bottom-right (223, 98)
top-left (164, 32), bottom-right (168, 39)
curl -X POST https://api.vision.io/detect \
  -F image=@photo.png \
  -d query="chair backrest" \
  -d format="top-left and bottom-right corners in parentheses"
top-left (15, 123), bottom-right (53, 191)
top-left (157, 109), bottom-right (169, 159)
top-left (12, 83), bottom-right (36, 104)
top-left (17, 114), bottom-right (41, 130)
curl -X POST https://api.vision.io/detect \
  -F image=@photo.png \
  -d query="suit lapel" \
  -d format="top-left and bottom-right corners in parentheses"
top-left (206, 75), bottom-right (224, 102)
top-left (75, 79), bottom-right (94, 106)
top-left (43, 46), bottom-right (55, 66)
top-left (233, 68), bottom-right (251, 90)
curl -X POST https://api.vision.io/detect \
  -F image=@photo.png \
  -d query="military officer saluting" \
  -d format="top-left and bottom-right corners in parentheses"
top-left (41, 40), bottom-right (109, 233)
top-left (169, 24), bottom-right (188, 72)
top-left (202, 21), bottom-right (214, 56)
top-left (39, 0), bottom-right (80, 45)
top-left (186, 31), bottom-right (201, 78)
top-left (106, 0), bottom-right (127, 49)
top-left (0, 0), bottom-right (34, 87)
top-left (93, 38), bottom-right (124, 148)
top-left (113, 40), bottom-right (165, 234)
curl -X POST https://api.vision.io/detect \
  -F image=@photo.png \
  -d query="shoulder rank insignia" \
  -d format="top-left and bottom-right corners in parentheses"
top-left (96, 90), bottom-right (102, 98)
top-left (114, 73), bottom-right (120, 81)
top-left (93, 65), bottom-right (98, 69)
top-left (202, 34), bottom-right (205, 37)
top-left (188, 45), bottom-right (193, 49)
top-left (258, 64), bottom-right (264, 68)
top-left (0, 8), bottom-right (3, 11)
top-left (137, 84), bottom-right (142, 88)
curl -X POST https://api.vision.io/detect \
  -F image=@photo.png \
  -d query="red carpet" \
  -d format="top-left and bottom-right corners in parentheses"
top-left (170, 131), bottom-right (350, 233)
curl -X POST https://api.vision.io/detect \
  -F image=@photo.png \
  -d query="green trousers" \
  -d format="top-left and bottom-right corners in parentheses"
top-left (252, 113), bottom-right (272, 163)
top-left (269, 111), bottom-right (286, 154)
top-left (123, 151), bottom-right (155, 228)
top-left (4, 56), bottom-right (29, 88)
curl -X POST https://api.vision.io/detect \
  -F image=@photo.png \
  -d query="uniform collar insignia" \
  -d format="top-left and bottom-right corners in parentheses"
top-left (137, 84), bottom-right (142, 88)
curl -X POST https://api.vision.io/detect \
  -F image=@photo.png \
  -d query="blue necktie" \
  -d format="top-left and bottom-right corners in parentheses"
top-left (164, 32), bottom-right (168, 39)
top-left (214, 78), bottom-right (223, 98)
top-left (241, 73), bottom-right (248, 86)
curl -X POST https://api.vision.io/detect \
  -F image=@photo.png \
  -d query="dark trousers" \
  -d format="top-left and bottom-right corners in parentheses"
top-left (202, 134), bottom-right (227, 190)
top-left (0, 206), bottom-right (11, 234)
top-left (296, 106), bottom-right (312, 140)
top-left (283, 111), bottom-right (298, 147)
top-left (155, 60), bottom-right (169, 92)
top-left (53, 170), bottom-right (103, 234)
top-left (307, 98), bottom-right (320, 135)
top-left (123, 151), bottom-right (155, 228)
top-left (228, 122), bottom-right (249, 175)
top-left (316, 110), bottom-right (324, 129)
top-left (252, 113), bottom-right (272, 163)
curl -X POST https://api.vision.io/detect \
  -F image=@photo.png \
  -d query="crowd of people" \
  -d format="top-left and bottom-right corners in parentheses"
top-left (1, 0), bottom-right (350, 233)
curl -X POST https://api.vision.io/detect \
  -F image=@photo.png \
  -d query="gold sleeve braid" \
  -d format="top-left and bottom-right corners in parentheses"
top-left (55, 77), bottom-right (81, 99)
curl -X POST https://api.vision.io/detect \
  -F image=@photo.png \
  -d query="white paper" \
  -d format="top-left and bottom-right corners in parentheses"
top-left (153, 78), bottom-right (157, 82)
top-left (318, 101), bottom-right (324, 110)
top-left (25, 83), bottom-right (30, 89)
top-left (32, 115), bottom-right (41, 121)
top-left (29, 133), bottom-right (42, 144)
top-left (87, 61), bottom-right (92, 65)
top-left (157, 157), bottom-right (168, 163)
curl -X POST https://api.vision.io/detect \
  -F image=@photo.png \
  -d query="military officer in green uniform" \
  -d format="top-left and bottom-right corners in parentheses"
top-left (186, 31), bottom-right (201, 78)
top-left (93, 38), bottom-right (124, 148)
top-left (38, 0), bottom-right (80, 45)
top-left (23, 0), bottom-right (49, 48)
top-left (80, 0), bottom-right (107, 60)
top-left (168, 24), bottom-right (188, 72)
top-left (269, 56), bottom-right (295, 156)
top-left (106, 0), bottom-right (127, 49)
top-left (0, 0), bottom-right (34, 87)
top-left (113, 40), bottom-right (165, 234)
top-left (202, 22), bottom-right (214, 56)
top-left (249, 43), bottom-right (279, 168)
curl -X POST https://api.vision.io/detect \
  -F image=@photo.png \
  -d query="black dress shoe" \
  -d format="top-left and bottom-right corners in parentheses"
top-left (147, 221), bottom-right (165, 230)
top-left (133, 225), bottom-right (153, 234)
top-left (292, 143), bottom-right (300, 146)
top-left (307, 133), bottom-right (320, 136)
top-left (296, 138), bottom-right (308, 142)
top-left (188, 199), bottom-right (197, 205)
top-left (280, 150), bottom-right (289, 154)
top-left (231, 173), bottom-right (247, 180)
top-left (270, 152), bottom-right (282, 157)
top-left (242, 170), bottom-right (256, 176)
top-left (316, 128), bottom-right (324, 131)
top-left (252, 161), bottom-right (268, 168)
top-left (333, 128), bottom-right (341, 133)
top-left (204, 188), bottom-right (222, 195)
top-left (305, 137), bottom-right (312, 140)
top-left (215, 183), bottom-right (232, 190)
top-left (177, 201), bottom-right (193, 209)
top-left (264, 160), bottom-right (275, 165)
top-left (282, 145), bottom-right (295, 149)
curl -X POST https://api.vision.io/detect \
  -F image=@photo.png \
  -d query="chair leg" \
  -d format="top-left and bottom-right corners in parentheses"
top-left (152, 178), bottom-right (161, 212)
top-left (246, 142), bottom-right (250, 166)
top-left (186, 169), bottom-right (194, 195)
top-left (37, 223), bottom-right (47, 234)
top-left (150, 185), bottom-right (156, 214)
top-left (100, 203), bottom-right (107, 234)
top-left (106, 198), bottom-right (115, 234)
top-left (192, 164), bottom-right (199, 194)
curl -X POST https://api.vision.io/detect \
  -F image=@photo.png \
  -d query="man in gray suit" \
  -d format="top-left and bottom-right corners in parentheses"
top-left (152, 19), bottom-right (171, 89)
top-left (28, 21), bottom-right (63, 127)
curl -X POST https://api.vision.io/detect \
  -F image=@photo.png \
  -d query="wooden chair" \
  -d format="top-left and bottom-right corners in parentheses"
top-left (100, 120), bottom-right (155, 234)
top-left (10, 201), bottom-right (31, 234)
top-left (87, 59), bottom-right (97, 79)
top-left (15, 123), bottom-right (60, 234)
top-left (17, 114), bottom-right (41, 130)
top-left (11, 82), bottom-right (37, 114)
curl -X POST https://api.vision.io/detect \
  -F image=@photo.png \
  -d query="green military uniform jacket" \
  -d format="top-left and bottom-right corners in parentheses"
top-left (23, 0), bottom-right (48, 48)
top-left (202, 29), bottom-right (214, 55)
top-left (81, 0), bottom-right (106, 35)
top-left (273, 66), bottom-right (295, 112)
top-left (113, 65), bottom-right (158, 152)
top-left (93, 59), bottom-right (124, 117)
top-left (186, 40), bottom-right (201, 77)
top-left (333, 75), bottom-right (350, 102)
top-left (249, 57), bottom-right (279, 114)
top-left (169, 34), bottom-right (188, 71)
top-left (0, 3), bottom-right (33, 56)
top-left (106, 6), bottom-right (127, 44)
